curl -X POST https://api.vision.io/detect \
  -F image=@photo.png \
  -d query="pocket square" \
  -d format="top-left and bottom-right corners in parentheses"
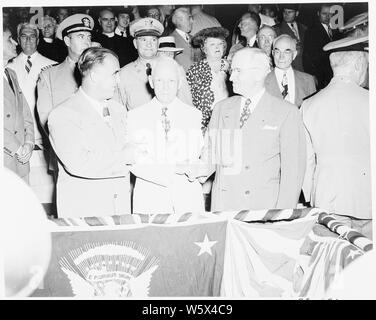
top-left (262, 125), bottom-right (278, 130)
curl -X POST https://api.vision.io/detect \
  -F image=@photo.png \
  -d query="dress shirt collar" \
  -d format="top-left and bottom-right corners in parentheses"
top-left (43, 37), bottom-right (53, 43)
top-left (103, 32), bottom-right (115, 38)
top-left (152, 96), bottom-right (178, 112)
top-left (241, 87), bottom-right (265, 113)
top-left (274, 66), bottom-right (293, 80)
top-left (21, 51), bottom-right (38, 62)
top-left (248, 35), bottom-right (257, 47)
top-left (115, 27), bottom-right (127, 37)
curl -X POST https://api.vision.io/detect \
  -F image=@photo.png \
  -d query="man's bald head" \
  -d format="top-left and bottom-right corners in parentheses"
top-left (149, 57), bottom-right (181, 105)
top-left (257, 25), bottom-right (277, 56)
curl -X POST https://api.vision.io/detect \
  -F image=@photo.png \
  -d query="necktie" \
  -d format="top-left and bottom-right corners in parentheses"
top-left (146, 63), bottom-right (152, 76)
top-left (239, 98), bottom-right (252, 128)
top-left (121, 31), bottom-right (124, 37)
top-left (290, 23), bottom-right (300, 41)
top-left (327, 26), bottom-right (333, 40)
top-left (161, 106), bottom-right (171, 140)
top-left (25, 56), bottom-right (32, 73)
top-left (4, 68), bottom-right (15, 94)
top-left (185, 33), bottom-right (191, 43)
top-left (102, 104), bottom-right (111, 126)
top-left (281, 73), bottom-right (289, 99)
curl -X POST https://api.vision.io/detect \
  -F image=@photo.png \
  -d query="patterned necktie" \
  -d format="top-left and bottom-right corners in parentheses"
top-left (25, 55), bottom-right (32, 73)
top-left (161, 106), bottom-right (171, 140)
top-left (290, 23), bottom-right (300, 41)
top-left (281, 73), bottom-right (289, 99)
top-left (239, 98), bottom-right (252, 128)
top-left (327, 26), bottom-right (333, 40)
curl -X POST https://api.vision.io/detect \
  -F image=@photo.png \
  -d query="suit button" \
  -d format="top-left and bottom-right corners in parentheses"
top-left (245, 190), bottom-right (250, 195)
top-left (6, 114), bottom-right (10, 118)
top-left (245, 165), bottom-right (250, 170)
top-left (14, 130), bottom-right (17, 134)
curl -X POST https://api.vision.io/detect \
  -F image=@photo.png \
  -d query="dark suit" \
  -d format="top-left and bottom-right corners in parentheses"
top-left (3, 68), bottom-right (34, 179)
top-left (265, 69), bottom-right (316, 108)
top-left (93, 33), bottom-right (138, 68)
top-left (37, 37), bottom-right (67, 64)
top-left (274, 21), bottom-right (307, 72)
top-left (170, 29), bottom-right (199, 72)
top-left (303, 23), bottom-right (338, 90)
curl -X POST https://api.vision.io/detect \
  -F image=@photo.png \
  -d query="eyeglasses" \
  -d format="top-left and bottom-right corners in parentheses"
top-left (20, 34), bottom-right (37, 41)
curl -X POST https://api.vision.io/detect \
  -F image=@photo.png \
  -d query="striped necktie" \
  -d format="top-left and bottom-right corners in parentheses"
top-left (327, 26), bottom-right (333, 40)
top-left (161, 106), bottom-right (171, 140)
top-left (281, 73), bottom-right (289, 99)
top-left (239, 98), bottom-right (252, 128)
top-left (25, 55), bottom-right (32, 73)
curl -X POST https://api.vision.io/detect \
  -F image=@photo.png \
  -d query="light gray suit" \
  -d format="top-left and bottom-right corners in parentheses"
top-left (171, 29), bottom-right (199, 72)
top-left (202, 91), bottom-right (306, 211)
top-left (265, 69), bottom-right (316, 108)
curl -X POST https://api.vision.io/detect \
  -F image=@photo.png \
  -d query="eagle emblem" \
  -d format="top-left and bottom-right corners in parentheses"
top-left (81, 17), bottom-right (91, 28)
top-left (59, 242), bottom-right (159, 298)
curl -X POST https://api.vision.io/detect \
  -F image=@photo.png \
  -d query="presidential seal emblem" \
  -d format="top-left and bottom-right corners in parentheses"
top-left (59, 242), bottom-right (159, 298)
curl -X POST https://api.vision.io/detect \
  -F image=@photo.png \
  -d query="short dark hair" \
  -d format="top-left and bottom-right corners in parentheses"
top-left (116, 7), bottom-right (134, 20)
top-left (77, 47), bottom-right (118, 77)
top-left (243, 11), bottom-right (261, 29)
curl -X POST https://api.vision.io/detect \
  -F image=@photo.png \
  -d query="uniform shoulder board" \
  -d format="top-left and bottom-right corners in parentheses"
top-left (41, 63), bottom-right (59, 73)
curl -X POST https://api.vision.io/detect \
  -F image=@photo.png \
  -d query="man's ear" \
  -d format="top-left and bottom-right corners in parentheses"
top-left (148, 75), bottom-right (154, 89)
top-left (133, 38), bottom-right (138, 50)
top-left (63, 35), bottom-right (70, 47)
top-left (296, 10), bottom-right (300, 18)
top-left (292, 50), bottom-right (298, 61)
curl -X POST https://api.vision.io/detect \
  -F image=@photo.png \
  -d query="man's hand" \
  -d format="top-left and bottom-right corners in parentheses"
top-left (16, 142), bottom-right (33, 164)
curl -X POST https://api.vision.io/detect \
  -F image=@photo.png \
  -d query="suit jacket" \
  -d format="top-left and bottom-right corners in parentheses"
top-left (171, 29), bottom-right (198, 72)
top-left (37, 37), bottom-right (67, 63)
top-left (48, 89), bottom-right (133, 218)
top-left (3, 68), bottom-right (34, 178)
top-left (301, 76), bottom-right (371, 219)
top-left (127, 97), bottom-right (204, 214)
top-left (303, 23), bottom-right (338, 89)
top-left (265, 68), bottom-right (316, 108)
top-left (202, 91), bottom-right (306, 211)
top-left (37, 57), bottom-right (78, 132)
top-left (93, 33), bottom-right (137, 68)
top-left (274, 21), bottom-right (307, 72)
top-left (7, 52), bottom-right (56, 144)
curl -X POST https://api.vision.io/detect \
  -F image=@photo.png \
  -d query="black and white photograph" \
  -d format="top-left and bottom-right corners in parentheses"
top-left (1, 0), bottom-right (375, 304)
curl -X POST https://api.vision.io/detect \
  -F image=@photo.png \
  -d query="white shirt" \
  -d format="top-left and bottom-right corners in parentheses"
top-left (241, 87), bottom-right (265, 115)
top-left (103, 32), bottom-right (115, 38)
top-left (43, 37), bottom-right (53, 43)
top-left (175, 28), bottom-right (190, 43)
top-left (115, 27), bottom-right (127, 37)
top-left (248, 35), bottom-right (257, 47)
top-left (274, 66), bottom-right (296, 105)
top-left (260, 13), bottom-right (276, 27)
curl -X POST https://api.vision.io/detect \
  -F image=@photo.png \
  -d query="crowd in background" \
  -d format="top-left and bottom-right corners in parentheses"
top-left (3, 4), bottom-right (371, 239)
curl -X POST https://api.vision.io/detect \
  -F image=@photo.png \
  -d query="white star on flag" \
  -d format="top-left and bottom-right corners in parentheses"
top-left (194, 234), bottom-right (218, 256)
top-left (348, 248), bottom-right (362, 260)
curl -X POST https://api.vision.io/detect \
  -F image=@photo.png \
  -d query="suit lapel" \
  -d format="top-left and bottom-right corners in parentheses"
top-left (222, 96), bottom-right (241, 128)
top-left (266, 71), bottom-right (282, 99)
top-left (294, 70), bottom-right (304, 107)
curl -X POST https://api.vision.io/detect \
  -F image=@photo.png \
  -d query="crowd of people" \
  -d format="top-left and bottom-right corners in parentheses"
top-left (3, 4), bottom-right (371, 238)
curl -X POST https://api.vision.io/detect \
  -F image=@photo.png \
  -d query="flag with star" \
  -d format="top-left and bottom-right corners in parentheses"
top-left (31, 209), bottom-right (370, 298)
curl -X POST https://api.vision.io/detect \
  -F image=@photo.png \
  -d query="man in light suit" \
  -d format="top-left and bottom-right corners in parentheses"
top-left (265, 34), bottom-right (316, 108)
top-left (202, 47), bottom-right (306, 211)
top-left (301, 36), bottom-right (371, 238)
top-left (48, 47), bottom-right (134, 218)
top-left (170, 7), bottom-right (199, 72)
top-left (7, 22), bottom-right (56, 202)
top-left (127, 57), bottom-right (204, 214)
top-left (274, 4), bottom-right (307, 72)
top-left (3, 25), bottom-right (34, 183)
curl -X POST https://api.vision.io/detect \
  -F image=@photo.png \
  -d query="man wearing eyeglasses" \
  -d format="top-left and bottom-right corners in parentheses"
top-left (256, 25), bottom-right (276, 57)
top-left (265, 34), bottom-right (316, 108)
top-left (201, 47), bottom-right (306, 211)
top-left (7, 22), bottom-right (56, 203)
